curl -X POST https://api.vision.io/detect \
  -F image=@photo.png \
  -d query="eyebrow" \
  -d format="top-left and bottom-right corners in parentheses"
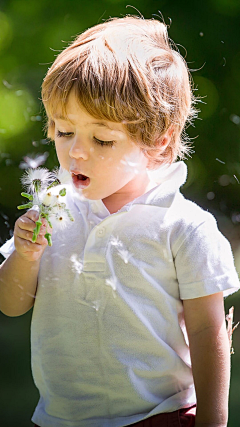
top-left (53, 114), bottom-right (112, 129)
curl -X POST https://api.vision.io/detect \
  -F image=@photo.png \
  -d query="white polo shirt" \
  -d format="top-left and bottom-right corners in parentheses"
top-left (1, 161), bottom-right (239, 427)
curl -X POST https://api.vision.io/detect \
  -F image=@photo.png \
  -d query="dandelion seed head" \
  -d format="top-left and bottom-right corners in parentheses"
top-left (50, 210), bottom-right (72, 230)
top-left (54, 167), bottom-right (72, 184)
top-left (21, 168), bottom-right (53, 193)
top-left (41, 191), bottom-right (58, 207)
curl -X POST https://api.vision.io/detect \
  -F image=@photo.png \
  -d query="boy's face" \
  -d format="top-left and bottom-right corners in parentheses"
top-left (53, 92), bottom-right (150, 205)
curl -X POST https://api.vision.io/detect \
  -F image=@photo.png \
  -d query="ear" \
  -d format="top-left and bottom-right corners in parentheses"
top-left (156, 126), bottom-right (174, 151)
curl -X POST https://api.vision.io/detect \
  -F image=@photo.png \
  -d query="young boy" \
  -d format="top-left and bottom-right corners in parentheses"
top-left (0, 16), bottom-right (239, 427)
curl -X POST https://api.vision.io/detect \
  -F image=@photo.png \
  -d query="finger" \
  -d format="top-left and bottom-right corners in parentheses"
top-left (15, 236), bottom-right (46, 253)
top-left (16, 213), bottom-right (39, 232)
top-left (15, 227), bottom-right (48, 245)
top-left (25, 209), bottom-right (40, 222)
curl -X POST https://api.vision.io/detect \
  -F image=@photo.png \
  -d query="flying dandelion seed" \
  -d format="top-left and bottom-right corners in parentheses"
top-left (3, 80), bottom-right (12, 89)
top-left (216, 158), bottom-right (225, 164)
top-left (230, 114), bottom-right (240, 125)
top-left (70, 254), bottom-right (83, 274)
top-left (19, 152), bottom-right (49, 169)
top-left (32, 141), bottom-right (39, 147)
top-left (118, 248), bottom-right (132, 264)
top-left (233, 175), bottom-right (240, 184)
top-left (109, 235), bottom-right (123, 248)
top-left (92, 301), bottom-right (100, 312)
top-left (106, 276), bottom-right (117, 292)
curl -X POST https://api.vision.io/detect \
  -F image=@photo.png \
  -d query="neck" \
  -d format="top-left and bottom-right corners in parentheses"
top-left (102, 173), bottom-right (157, 214)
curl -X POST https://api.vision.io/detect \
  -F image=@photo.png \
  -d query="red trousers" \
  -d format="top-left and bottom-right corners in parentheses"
top-left (34, 405), bottom-right (196, 427)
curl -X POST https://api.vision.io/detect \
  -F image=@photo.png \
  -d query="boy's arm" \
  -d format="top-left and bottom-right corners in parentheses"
top-left (0, 251), bottom-right (40, 316)
top-left (183, 292), bottom-right (230, 427)
top-left (0, 210), bottom-right (49, 317)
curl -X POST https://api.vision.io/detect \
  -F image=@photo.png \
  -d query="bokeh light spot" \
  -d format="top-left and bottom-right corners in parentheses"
top-left (0, 86), bottom-right (36, 140)
top-left (210, 0), bottom-right (240, 16)
top-left (0, 12), bottom-right (13, 52)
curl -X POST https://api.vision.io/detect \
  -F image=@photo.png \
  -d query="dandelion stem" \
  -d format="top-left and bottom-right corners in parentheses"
top-left (17, 202), bottom-right (33, 210)
top-left (47, 179), bottom-right (61, 189)
top-left (21, 192), bottom-right (33, 200)
top-left (44, 232), bottom-right (52, 246)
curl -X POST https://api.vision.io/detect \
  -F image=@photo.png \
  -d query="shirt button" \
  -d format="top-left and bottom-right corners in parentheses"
top-left (97, 227), bottom-right (105, 237)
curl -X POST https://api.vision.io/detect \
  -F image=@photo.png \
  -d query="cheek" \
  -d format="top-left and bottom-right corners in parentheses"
top-left (55, 144), bottom-right (69, 166)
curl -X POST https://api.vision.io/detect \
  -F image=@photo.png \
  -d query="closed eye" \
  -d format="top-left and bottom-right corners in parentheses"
top-left (93, 137), bottom-right (115, 147)
top-left (56, 130), bottom-right (73, 138)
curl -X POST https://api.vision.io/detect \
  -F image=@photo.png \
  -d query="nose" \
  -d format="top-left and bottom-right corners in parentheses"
top-left (69, 137), bottom-right (88, 160)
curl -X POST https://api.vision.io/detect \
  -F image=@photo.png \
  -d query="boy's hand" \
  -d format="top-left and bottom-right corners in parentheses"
top-left (14, 210), bottom-right (51, 262)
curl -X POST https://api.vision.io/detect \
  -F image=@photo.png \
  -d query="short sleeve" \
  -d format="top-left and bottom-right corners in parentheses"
top-left (0, 236), bottom-right (15, 259)
top-left (174, 214), bottom-right (240, 299)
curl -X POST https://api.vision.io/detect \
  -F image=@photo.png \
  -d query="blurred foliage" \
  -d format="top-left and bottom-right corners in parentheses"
top-left (0, 0), bottom-right (240, 426)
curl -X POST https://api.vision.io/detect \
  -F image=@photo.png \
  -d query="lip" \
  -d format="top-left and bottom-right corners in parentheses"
top-left (71, 170), bottom-right (90, 190)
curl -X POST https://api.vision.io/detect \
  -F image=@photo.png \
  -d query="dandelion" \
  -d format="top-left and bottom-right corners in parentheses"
top-left (21, 168), bottom-right (53, 193)
top-left (50, 210), bottom-right (73, 230)
top-left (54, 167), bottom-right (72, 184)
top-left (17, 167), bottom-right (74, 246)
top-left (41, 191), bottom-right (59, 207)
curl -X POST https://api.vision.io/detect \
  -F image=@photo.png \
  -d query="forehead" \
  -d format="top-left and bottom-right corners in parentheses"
top-left (53, 92), bottom-right (126, 133)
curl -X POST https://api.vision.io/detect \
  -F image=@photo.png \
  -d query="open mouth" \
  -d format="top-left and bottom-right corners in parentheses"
top-left (77, 174), bottom-right (88, 181)
top-left (72, 172), bottom-right (90, 189)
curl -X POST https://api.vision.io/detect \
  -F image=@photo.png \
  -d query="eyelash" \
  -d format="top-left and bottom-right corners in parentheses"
top-left (56, 131), bottom-right (73, 138)
top-left (56, 131), bottom-right (115, 147)
top-left (93, 137), bottom-right (115, 147)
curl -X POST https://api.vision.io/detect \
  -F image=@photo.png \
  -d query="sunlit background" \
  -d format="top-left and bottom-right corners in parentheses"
top-left (0, 0), bottom-right (240, 426)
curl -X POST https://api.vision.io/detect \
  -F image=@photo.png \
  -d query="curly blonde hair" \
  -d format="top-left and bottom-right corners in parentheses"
top-left (42, 16), bottom-right (197, 168)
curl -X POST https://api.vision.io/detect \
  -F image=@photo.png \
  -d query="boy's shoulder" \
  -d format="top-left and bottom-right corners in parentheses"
top-left (174, 193), bottom-right (215, 225)
top-left (168, 192), bottom-right (218, 244)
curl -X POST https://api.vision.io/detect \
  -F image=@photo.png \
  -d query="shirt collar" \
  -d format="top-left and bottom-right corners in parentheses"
top-left (73, 161), bottom-right (187, 215)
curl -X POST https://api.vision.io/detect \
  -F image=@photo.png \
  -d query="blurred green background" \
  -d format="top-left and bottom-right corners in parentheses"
top-left (0, 0), bottom-right (240, 426)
